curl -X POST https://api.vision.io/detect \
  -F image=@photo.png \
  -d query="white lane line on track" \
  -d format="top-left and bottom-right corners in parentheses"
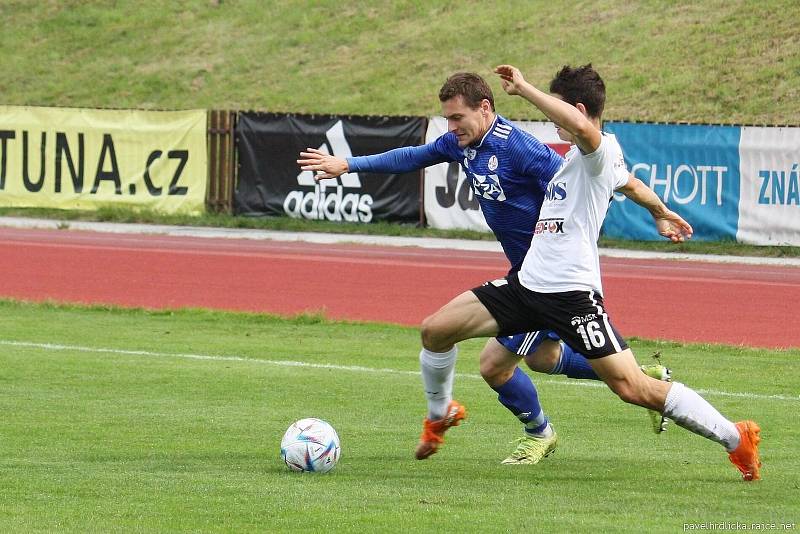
top-left (2, 339), bottom-right (796, 403)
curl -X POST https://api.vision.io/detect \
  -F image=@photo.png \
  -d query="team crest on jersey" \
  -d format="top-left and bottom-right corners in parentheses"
top-left (488, 155), bottom-right (498, 171)
top-left (470, 172), bottom-right (506, 201)
top-left (464, 148), bottom-right (477, 160)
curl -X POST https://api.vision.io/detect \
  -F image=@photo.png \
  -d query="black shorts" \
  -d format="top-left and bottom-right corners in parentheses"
top-left (472, 272), bottom-right (628, 359)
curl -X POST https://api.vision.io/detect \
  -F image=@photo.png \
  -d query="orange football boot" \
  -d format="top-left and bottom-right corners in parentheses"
top-left (415, 400), bottom-right (466, 460)
top-left (728, 420), bottom-right (762, 481)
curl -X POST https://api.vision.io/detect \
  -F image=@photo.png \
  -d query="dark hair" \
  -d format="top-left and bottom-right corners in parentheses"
top-left (549, 64), bottom-right (605, 119)
top-left (439, 72), bottom-right (495, 111)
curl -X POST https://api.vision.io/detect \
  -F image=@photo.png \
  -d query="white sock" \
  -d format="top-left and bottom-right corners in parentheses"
top-left (419, 346), bottom-right (458, 420)
top-left (663, 382), bottom-right (741, 452)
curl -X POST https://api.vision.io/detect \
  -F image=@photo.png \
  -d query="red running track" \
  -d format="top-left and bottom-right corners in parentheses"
top-left (2, 226), bottom-right (799, 349)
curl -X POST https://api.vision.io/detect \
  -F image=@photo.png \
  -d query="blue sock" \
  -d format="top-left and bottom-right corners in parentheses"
top-left (492, 367), bottom-right (548, 435)
top-left (550, 342), bottom-right (600, 380)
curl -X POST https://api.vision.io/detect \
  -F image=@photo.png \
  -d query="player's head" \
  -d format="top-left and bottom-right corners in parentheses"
top-left (549, 64), bottom-right (605, 142)
top-left (439, 72), bottom-right (496, 148)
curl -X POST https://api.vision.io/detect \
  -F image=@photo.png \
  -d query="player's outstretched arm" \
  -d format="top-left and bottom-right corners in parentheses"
top-left (299, 144), bottom-right (447, 181)
top-left (616, 175), bottom-right (693, 242)
top-left (297, 148), bottom-right (349, 181)
top-left (494, 64), bottom-right (601, 154)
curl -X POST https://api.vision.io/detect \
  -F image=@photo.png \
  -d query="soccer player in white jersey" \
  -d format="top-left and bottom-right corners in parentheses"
top-left (298, 72), bottom-right (691, 465)
top-left (416, 63), bottom-right (761, 481)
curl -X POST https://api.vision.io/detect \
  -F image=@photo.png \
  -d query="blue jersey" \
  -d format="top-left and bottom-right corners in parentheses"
top-left (347, 115), bottom-right (563, 271)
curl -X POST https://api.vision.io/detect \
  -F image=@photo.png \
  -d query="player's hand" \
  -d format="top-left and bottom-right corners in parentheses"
top-left (494, 64), bottom-right (527, 96)
top-left (297, 148), bottom-right (349, 181)
top-left (654, 209), bottom-right (693, 242)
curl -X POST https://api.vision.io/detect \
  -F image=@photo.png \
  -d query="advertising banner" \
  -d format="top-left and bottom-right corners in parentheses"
top-left (423, 116), bottom-right (570, 232)
top-left (0, 105), bottom-right (208, 214)
top-left (737, 126), bottom-right (800, 245)
top-left (235, 113), bottom-right (424, 223)
top-left (603, 122), bottom-right (741, 241)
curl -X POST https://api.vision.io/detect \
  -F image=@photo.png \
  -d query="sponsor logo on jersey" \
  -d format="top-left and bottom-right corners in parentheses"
top-left (534, 218), bottom-right (565, 235)
top-left (468, 171), bottom-right (506, 201)
top-left (544, 180), bottom-right (567, 201)
top-left (488, 155), bottom-right (498, 171)
top-left (570, 313), bottom-right (599, 326)
top-left (285, 120), bottom-right (373, 222)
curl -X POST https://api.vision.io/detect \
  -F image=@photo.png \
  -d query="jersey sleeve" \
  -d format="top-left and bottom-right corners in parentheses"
top-left (508, 130), bottom-right (563, 183)
top-left (582, 135), bottom-right (629, 189)
top-left (347, 136), bottom-right (452, 174)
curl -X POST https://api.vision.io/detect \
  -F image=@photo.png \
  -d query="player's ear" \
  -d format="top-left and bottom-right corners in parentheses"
top-left (575, 102), bottom-right (589, 117)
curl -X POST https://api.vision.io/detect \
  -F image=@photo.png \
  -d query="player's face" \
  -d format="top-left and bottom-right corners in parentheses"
top-left (441, 95), bottom-right (493, 148)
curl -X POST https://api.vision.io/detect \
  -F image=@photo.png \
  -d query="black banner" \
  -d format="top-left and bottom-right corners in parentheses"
top-left (235, 112), bottom-right (425, 223)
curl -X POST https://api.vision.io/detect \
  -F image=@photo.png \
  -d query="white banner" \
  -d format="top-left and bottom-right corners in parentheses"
top-left (423, 116), bottom-right (568, 231)
top-left (737, 126), bottom-right (800, 245)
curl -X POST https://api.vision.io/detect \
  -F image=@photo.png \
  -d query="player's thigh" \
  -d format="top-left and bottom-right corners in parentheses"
top-left (587, 348), bottom-right (642, 383)
top-left (479, 338), bottom-right (522, 385)
top-left (420, 290), bottom-right (499, 349)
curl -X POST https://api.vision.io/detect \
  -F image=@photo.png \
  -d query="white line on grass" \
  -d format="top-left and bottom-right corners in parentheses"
top-left (2, 339), bottom-right (797, 403)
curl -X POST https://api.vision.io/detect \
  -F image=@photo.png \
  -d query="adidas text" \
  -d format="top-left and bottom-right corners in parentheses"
top-left (284, 183), bottom-right (373, 222)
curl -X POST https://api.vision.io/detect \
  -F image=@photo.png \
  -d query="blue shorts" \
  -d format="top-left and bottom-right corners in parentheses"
top-left (496, 330), bottom-right (561, 356)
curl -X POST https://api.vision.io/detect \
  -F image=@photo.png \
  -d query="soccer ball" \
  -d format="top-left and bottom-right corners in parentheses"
top-left (280, 418), bottom-right (341, 473)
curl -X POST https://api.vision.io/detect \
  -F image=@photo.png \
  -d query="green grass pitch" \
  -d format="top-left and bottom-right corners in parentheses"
top-left (0, 300), bottom-right (797, 532)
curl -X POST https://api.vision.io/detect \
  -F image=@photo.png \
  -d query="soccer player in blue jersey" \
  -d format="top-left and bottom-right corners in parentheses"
top-left (298, 72), bottom-right (689, 464)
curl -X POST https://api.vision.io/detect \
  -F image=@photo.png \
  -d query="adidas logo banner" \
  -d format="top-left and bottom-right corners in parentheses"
top-left (234, 112), bottom-right (424, 223)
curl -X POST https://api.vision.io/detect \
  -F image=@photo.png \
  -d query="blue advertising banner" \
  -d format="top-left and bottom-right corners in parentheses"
top-left (603, 122), bottom-right (742, 241)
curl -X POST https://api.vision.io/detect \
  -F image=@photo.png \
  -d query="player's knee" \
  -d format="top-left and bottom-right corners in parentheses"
top-left (526, 342), bottom-right (560, 373)
top-left (479, 357), bottom-right (510, 386)
top-left (420, 313), bottom-right (455, 352)
top-left (539, 342), bottom-right (562, 369)
top-left (522, 353), bottom-right (545, 373)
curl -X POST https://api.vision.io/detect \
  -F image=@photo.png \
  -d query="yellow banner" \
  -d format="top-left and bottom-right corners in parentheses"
top-left (0, 106), bottom-right (207, 214)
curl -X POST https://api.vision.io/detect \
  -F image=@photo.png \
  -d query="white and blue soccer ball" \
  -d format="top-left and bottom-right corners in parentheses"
top-left (280, 418), bottom-right (341, 473)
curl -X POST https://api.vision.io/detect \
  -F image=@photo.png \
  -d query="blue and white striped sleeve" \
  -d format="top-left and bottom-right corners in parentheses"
top-left (508, 131), bottom-right (563, 182)
top-left (346, 137), bottom-right (452, 174)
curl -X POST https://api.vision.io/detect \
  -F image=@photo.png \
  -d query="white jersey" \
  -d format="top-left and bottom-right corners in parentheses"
top-left (518, 133), bottom-right (629, 294)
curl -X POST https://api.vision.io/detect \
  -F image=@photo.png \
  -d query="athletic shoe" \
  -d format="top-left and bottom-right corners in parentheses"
top-left (641, 351), bottom-right (672, 434)
top-left (728, 420), bottom-right (762, 481)
top-left (415, 400), bottom-right (466, 460)
top-left (501, 426), bottom-right (558, 465)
